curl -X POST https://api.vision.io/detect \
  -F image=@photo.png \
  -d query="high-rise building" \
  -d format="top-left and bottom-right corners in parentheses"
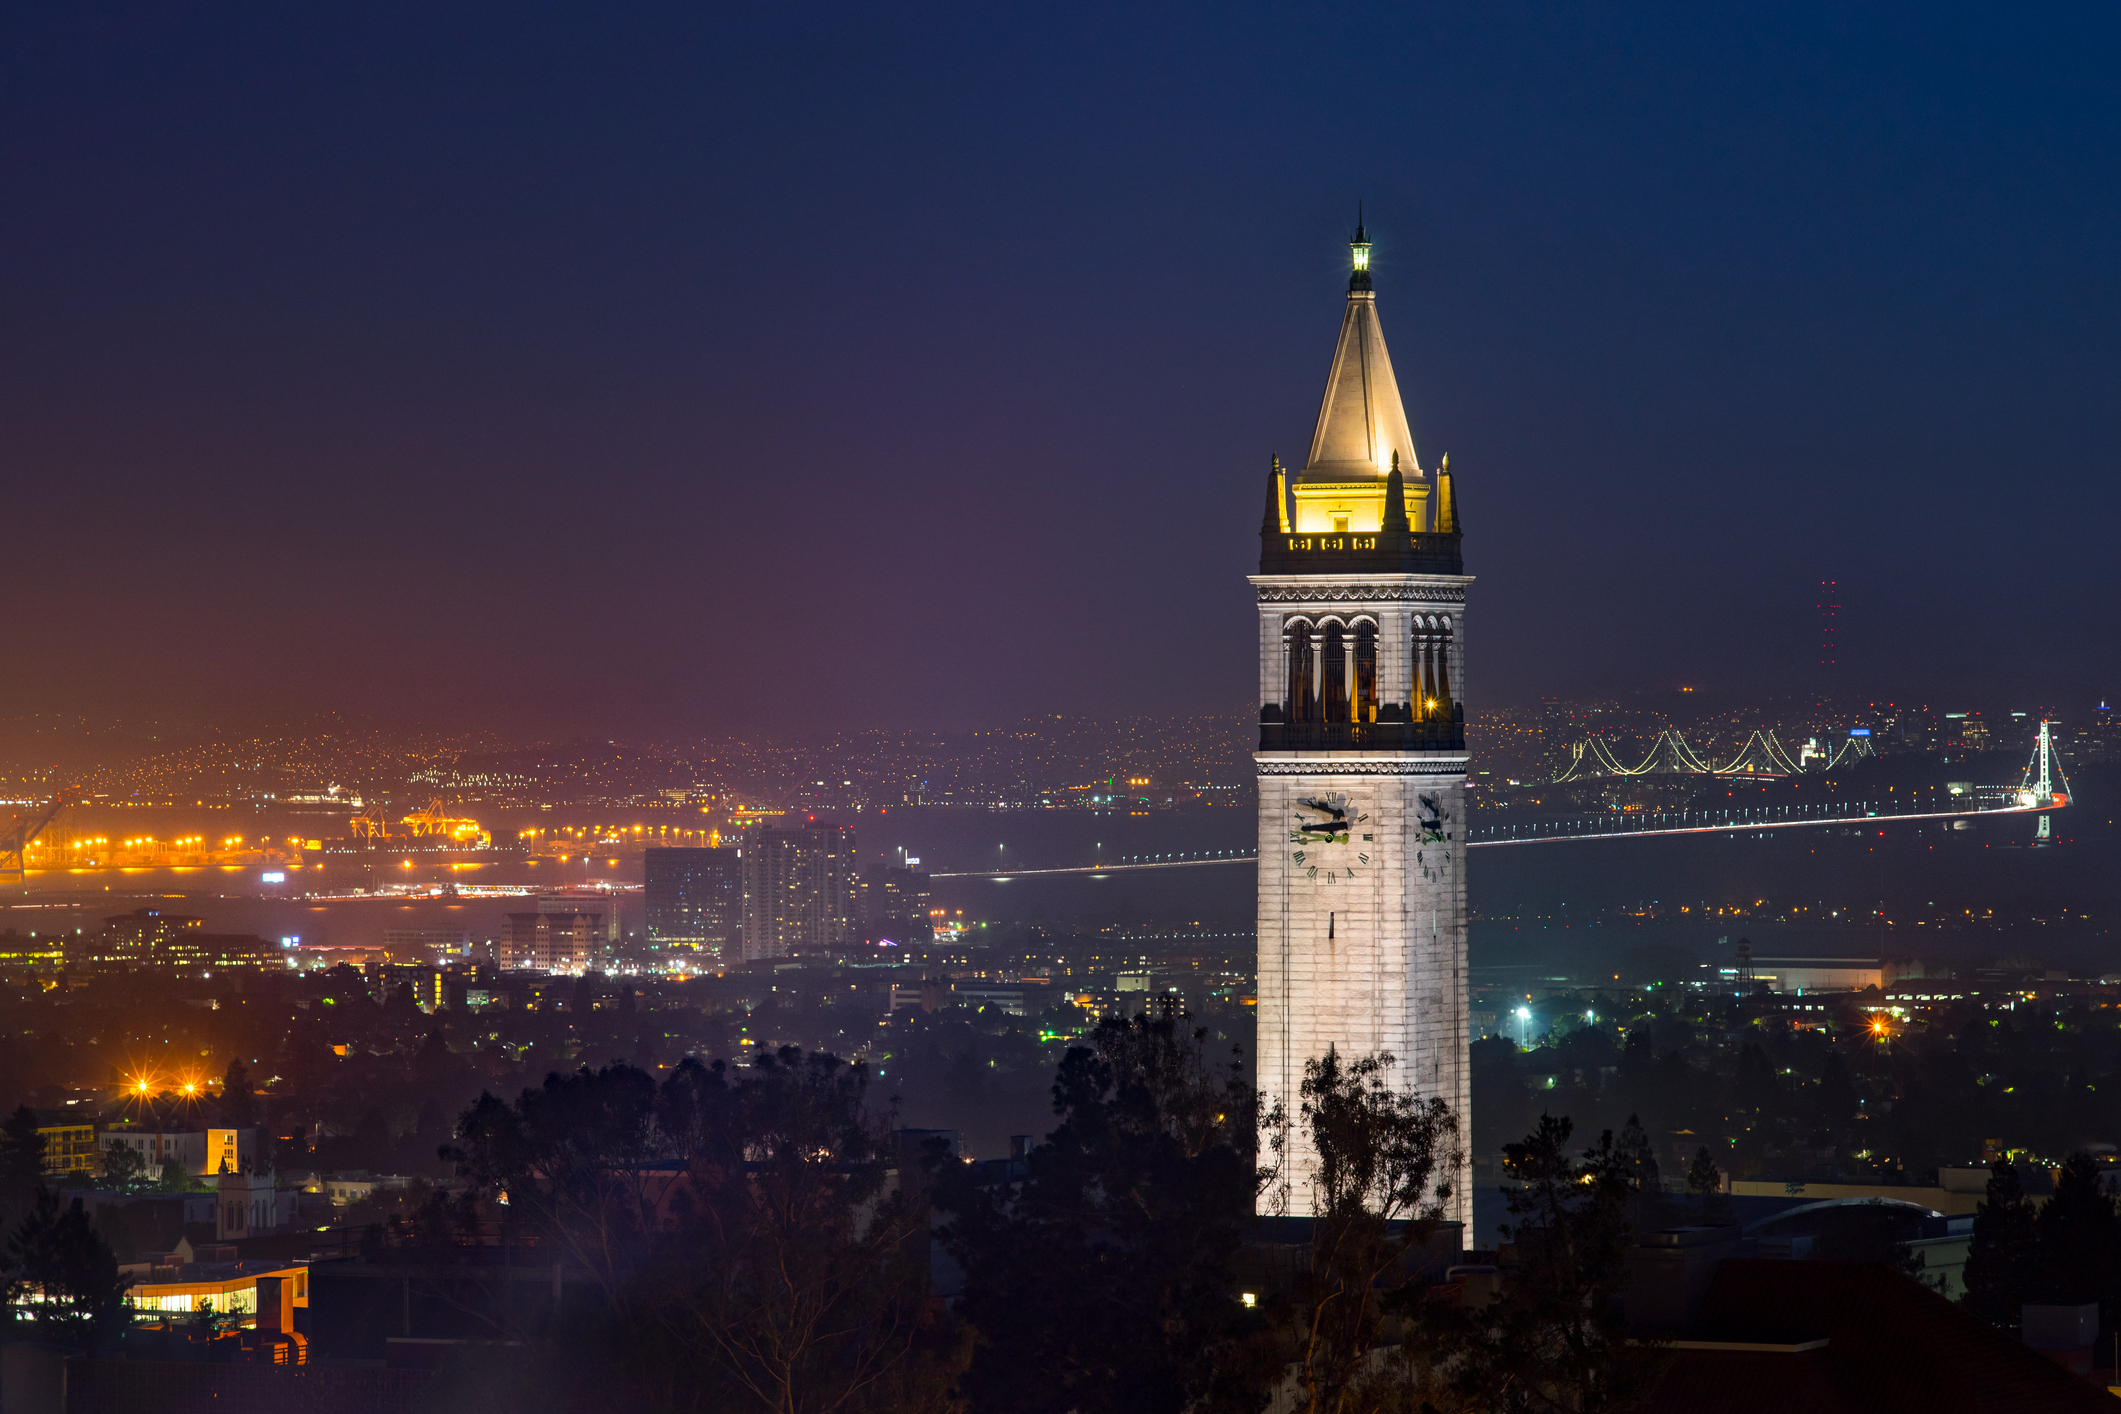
top-left (2087, 702), bottom-right (2120, 763)
top-left (740, 820), bottom-right (858, 961)
top-left (644, 847), bottom-right (742, 963)
top-left (1251, 223), bottom-right (1471, 1225)
top-left (502, 893), bottom-right (619, 973)
top-left (535, 891), bottom-right (621, 943)
top-left (862, 863), bottom-right (931, 945)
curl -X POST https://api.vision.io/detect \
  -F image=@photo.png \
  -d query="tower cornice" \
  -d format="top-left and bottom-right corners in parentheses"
top-left (1250, 574), bottom-right (1473, 594)
top-left (1253, 753), bottom-right (1469, 774)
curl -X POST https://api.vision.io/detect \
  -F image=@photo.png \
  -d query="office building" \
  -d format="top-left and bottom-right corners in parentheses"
top-left (500, 891), bottom-right (622, 972)
top-left (862, 862), bottom-right (931, 945)
top-left (379, 928), bottom-right (473, 963)
top-left (35, 1112), bottom-right (99, 1177)
top-left (740, 819), bottom-right (858, 960)
top-left (644, 847), bottom-right (742, 962)
top-left (81, 909), bottom-right (278, 973)
top-left (504, 911), bottom-right (599, 973)
top-left (376, 963), bottom-right (445, 1011)
top-left (101, 1125), bottom-right (256, 1178)
top-left (535, 891), bottom-right (621, 943)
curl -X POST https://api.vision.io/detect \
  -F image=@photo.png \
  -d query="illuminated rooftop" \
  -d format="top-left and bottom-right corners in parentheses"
top-left (1291, 220), bottom-right (1428, 535)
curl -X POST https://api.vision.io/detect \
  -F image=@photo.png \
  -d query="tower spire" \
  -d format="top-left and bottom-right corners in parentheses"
top-left (1303, 220), bottom-right (1416, 484)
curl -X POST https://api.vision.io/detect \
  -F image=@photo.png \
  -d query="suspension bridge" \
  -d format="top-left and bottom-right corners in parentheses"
top-left (1552, 726), bottom-right (1873, 782)
top-left (927, 722), bottom-right (2072, 878)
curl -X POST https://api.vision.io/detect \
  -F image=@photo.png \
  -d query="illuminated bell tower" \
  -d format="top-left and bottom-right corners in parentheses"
top-left (1252, 222), bottom-right (1471, 1224)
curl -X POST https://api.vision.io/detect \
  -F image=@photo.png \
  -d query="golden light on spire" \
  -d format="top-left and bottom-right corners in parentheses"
top-left (1351, 233), bottom-right (1370, 273)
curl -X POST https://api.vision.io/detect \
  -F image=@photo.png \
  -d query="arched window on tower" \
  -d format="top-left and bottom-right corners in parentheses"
top-left (1321, 621), bottom-right (1347, 724)
top-left (1411, 619), bottom-right (1435, 723)
top-left (1353, 621), bottom-right (1378, 724)
top-left (1436, 619), bottom-right (1457, 722)
top-left (1285, 621), bottom-right (1315, 724)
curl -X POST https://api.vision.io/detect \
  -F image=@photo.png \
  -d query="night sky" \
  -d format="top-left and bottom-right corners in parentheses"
top-left (4, 4), bottom-right (2117, 737)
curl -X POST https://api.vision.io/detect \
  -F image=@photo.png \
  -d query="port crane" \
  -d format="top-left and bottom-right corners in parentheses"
top-left (1, 788), bottom-right (69, 887)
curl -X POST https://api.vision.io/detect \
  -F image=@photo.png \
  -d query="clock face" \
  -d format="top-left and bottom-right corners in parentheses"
top-left (1415, 791), bottom-right (1456, 882)
top-left (1288, 792), bottom-right (1373, 883)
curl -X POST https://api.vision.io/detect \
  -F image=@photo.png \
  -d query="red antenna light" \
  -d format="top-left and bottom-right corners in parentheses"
top-left (1817, 580), bottom-right (1839, 668)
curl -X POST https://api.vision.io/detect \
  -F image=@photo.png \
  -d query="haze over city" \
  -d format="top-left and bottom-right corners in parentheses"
top-left (6, 5), bottom-right (2120, 735)
top-left (2, 5), bottom-right (2120, 1412)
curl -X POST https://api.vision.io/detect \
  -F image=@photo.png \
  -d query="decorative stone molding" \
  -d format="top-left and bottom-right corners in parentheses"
top-left (1256, 584), bottom-right (1465, 604)
top-left (1255, 757), bottom-right (1468, 777)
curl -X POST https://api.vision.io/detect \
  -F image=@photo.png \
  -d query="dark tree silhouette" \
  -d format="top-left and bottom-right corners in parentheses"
top-left (450, 1054), bottom-right (951, 1414)
top-left (1278, 1047), bottom-right (1461, 1414)
top-left (219, 1058), bottom-right (257, 1131)
top-left (2034, 1152), bottom-right (2120, 1313)
top-left (0, 1106), bottom-right (45, 1213)
top-left (1441, 1115), bottom-right (1667, 1414)
top-left (1962, 1159), bottom-right (2040, 1328)
top-left (6, 1188), bottom-right (130, 1350)
top-left (937, 1015), bottom-right (1266, 1414)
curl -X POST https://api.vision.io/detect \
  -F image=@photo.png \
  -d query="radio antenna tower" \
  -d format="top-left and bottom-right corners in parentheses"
top-left (1815, 579), bottom-right (1839, 713)
top-left (1817, 580), bottom-right (1838, 668)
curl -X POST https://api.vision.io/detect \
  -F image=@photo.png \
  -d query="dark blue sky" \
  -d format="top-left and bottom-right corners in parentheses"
top-left (3, 3), bottom-right (2116, 735)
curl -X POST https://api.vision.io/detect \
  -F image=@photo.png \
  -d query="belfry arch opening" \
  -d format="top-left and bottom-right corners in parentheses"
top-left (1263, 609), bottom-right (1461, 749)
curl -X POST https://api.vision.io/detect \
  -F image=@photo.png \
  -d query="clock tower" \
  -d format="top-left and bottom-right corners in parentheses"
top-left (1253, 223), bottom-right (1470, 1223)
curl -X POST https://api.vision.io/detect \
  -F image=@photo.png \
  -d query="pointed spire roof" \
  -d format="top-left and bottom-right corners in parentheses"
top-left (1260, 456), bottom-right (1287, 538)
top-left (1301, 223), bottom-right (1419, 485)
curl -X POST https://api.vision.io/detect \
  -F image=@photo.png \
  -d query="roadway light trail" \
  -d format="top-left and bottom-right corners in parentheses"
top-left (923, 801), bottom-right (2061, 878)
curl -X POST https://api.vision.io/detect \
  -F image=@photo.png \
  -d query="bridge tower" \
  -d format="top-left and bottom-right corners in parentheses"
top-left (2028, 719), bottom-right (2060, 845)
top-left (1252, 222), bottom-right (1471, 1223)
